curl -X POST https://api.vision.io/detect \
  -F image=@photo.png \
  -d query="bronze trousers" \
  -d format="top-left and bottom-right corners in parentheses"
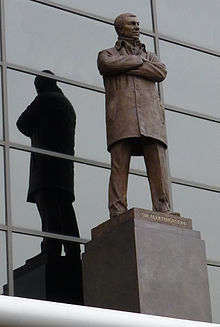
top-left (109, 138), bottom-right (171, 218)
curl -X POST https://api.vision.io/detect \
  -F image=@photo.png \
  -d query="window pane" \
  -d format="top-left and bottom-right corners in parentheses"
top-left (0, 68), bottom-right (3, 139)
top-left (74, 162), bottom-right (109, 239)
top-left (127, 172), bottom-right (152, 211)
top-left (10, 148), bottom-right (83, 246)
top-left (5, 0), bottom-right (154, 88)
top-left (208, 266), bottom-right (220, 323)
top-left (75, 162), bottom-right (152, 239)
top-left (0, 147), bottom-right (5, 224)
top-left (10, 149), bottom-right (41, 230)
top-left (12, 233), bottom-right (83, 304)
top-left (7, 70), bottom-right (35, 146)
top-left (156, 0), bottom-right (220, 52)
top-left (46, 83), bottom-right (108, 164)
top-left (50, 0), bottom-right (153, 32)
top-left (0, 232), bottom-right (7, 295)
top-left (172, 183), bottom-right (220, 262)
top-left (7, 69), bottom-right (108, 167)
top-left (160, 41), bottom-right (220, 118)
top-left (166, 111), bottom-right (220, 188)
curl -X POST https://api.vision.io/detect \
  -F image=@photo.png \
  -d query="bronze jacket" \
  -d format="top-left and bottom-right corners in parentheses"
top-left (97, 38), bottom-right (168, 155)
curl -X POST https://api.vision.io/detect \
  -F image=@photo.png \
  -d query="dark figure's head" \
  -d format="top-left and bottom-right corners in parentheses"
top-left (34, 70), bottom-right (58, 94)
top-left (114, 13), bottom-right (140, 39)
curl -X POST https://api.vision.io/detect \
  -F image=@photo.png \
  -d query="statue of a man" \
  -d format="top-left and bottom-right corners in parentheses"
top-left (98, 13), bottom-right (173, 218)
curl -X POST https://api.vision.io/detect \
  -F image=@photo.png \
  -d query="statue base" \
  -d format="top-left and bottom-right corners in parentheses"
top-left (82, 208), bottom-right (212, 322)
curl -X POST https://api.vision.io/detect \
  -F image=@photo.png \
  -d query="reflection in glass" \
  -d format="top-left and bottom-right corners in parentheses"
top-left (5, 0), bottom-right (153, 88)
top-left (50, 0), bottom-right (152, 31)
top-left (172, 183), bottom-right (220, 261)
top-left (0, 147), bottom-right (5, 224)
top-left (12, 233), bottom-right (83, 304)
top-left (5, 0), bottom-right (114, 87)
top-left (166, 111), bottom-right (220, 187)
top-left (7, 69), bottom-right (35, 146)
top-left (10, 149), bottom-right (41, 231)
top-left (208, 266), bottom-right (220, 323)
top-left (160, 41), bottom-right (220, 118)
top-left (156, 0), bottom-right (220, 52)
top-left (14, 72), bottom-right (81, 260)
top-left (0, 69), bottom-right (3, 139)
top-left (0, 232), bottom-right (7, 295)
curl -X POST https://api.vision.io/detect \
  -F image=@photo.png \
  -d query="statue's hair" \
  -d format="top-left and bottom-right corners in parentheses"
top-left (114, 13), bottom-right (137, 35)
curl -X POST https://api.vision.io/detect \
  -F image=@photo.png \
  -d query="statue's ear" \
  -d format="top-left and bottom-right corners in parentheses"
top-left (118, 25), bottom-right (124, 36)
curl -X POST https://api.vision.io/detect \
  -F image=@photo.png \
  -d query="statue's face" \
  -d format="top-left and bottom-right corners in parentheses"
top-left (120, 16), bottom-right (140, 39)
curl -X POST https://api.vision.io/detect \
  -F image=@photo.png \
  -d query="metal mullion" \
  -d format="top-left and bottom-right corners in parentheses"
top-left (12, 226), bottom-right (89, 244)
top-left (31, 0), bottom-right (115, 25)
top-left (171, 177), bottom-right (220, 194)
top-left (30, 0), bottom-right (154, 37)
top-left (8, 141), bottom-right (220, 194)
top-left (0, 224), bottom-right (7, 231)
top-left (207, 260), bottom-right (220, 268)
top-left (0, 0), bottom-right (14, 296)
top-left (165, 105), bottom-right (220, 124)
top-left (7, 63), bottom-right (105, 94)
top-left (150, 0), bottom-right (174, 210)
top-left (27, 0), bottom-right (220, 58)
top-left (10, 142), bottom-right (76, 161)
top-left (6, 65), bottom-right (220, 124)
top-left (158, 34), bottom-right (220, 58)
top-left (31, 0), bottom-right (220, 57)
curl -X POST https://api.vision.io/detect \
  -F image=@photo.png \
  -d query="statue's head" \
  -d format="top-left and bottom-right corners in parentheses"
top-left (34, 70), bottom-right (57, 94)
top-left (114, 13), bottom-right (140, 39)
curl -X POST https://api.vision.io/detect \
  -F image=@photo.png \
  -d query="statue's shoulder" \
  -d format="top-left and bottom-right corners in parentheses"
top-left (98, 46), bottom-right (118, 55)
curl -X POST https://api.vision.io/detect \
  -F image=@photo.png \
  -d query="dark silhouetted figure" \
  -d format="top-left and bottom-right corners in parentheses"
top-left (16, 71), bottom-right (80, 258)
top-left (17, 71), bottom-right (83, 304)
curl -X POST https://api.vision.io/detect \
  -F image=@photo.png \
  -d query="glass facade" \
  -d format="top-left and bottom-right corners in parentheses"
top-left (0, 0), bottom-right (219, 322)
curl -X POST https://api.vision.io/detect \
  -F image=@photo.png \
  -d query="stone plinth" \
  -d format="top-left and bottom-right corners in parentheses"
top-left (82, 208), bottom-right (212, 322)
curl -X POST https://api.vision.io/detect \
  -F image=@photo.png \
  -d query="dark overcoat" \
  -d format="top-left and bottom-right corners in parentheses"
top-left (16, 89), bottom-right (76, 203)
top-left (98, 38), bottom-right (167, 155)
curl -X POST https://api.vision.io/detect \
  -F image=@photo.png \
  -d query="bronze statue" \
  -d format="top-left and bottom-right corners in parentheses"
top-left (98, 13), bottom-right (172, 218)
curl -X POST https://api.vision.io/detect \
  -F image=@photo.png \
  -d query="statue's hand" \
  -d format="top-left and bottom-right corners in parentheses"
top-left (140, 56), bottom-right (149, 62)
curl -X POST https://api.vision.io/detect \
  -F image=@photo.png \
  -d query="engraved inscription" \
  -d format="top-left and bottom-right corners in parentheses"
top-left (140, 212), bottom-right (188, 227)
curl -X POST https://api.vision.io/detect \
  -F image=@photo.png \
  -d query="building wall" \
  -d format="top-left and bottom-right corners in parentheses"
top-left (0, 0), bottom-right (219, 322)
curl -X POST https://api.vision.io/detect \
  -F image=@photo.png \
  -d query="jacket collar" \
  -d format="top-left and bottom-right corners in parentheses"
top-left (115, 37), bottom-right (146, 51)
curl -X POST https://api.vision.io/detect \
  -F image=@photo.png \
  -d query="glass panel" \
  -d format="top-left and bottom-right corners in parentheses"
top-left (166, 111), bottom-right (220, 187)
top-left (0, 147), bottom-right (5, 224)
top-left (0, 232), bottom-right (7, 295)
top-left (12, 233), bottom-right (83, 303)
top-left (10, 149), bottom-right (41, 230)
top-left (61, 84), bottom-right (108, 163)
top-left (160, 41), bottom-right (220, 118)
top-left (75, 162), bottom-right (152, 239)
top-left (172, 183), bottom-right (220, 262)
top-left (74, 162), bottom-right (109, 239)
top-left (0, 68), bottom-right (3, 139)
top-left (156, 0), bottom-right (220, 52)
top-left (208, 266), bottom-right (220, 323)
top-left (127, 172), bottom-right (152, 211)
top-left (10, 148), bottom-right (82, 247)
top-left (7, 70), bottom-right (35, 146)
top-left (5, 0), bottom-right (153, 88)
top-left (50, 0), bottom-right (152, 31)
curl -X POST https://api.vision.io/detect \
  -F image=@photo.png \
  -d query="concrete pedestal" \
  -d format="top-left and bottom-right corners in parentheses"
top-left (82, 208), bottom-right (212, 322)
